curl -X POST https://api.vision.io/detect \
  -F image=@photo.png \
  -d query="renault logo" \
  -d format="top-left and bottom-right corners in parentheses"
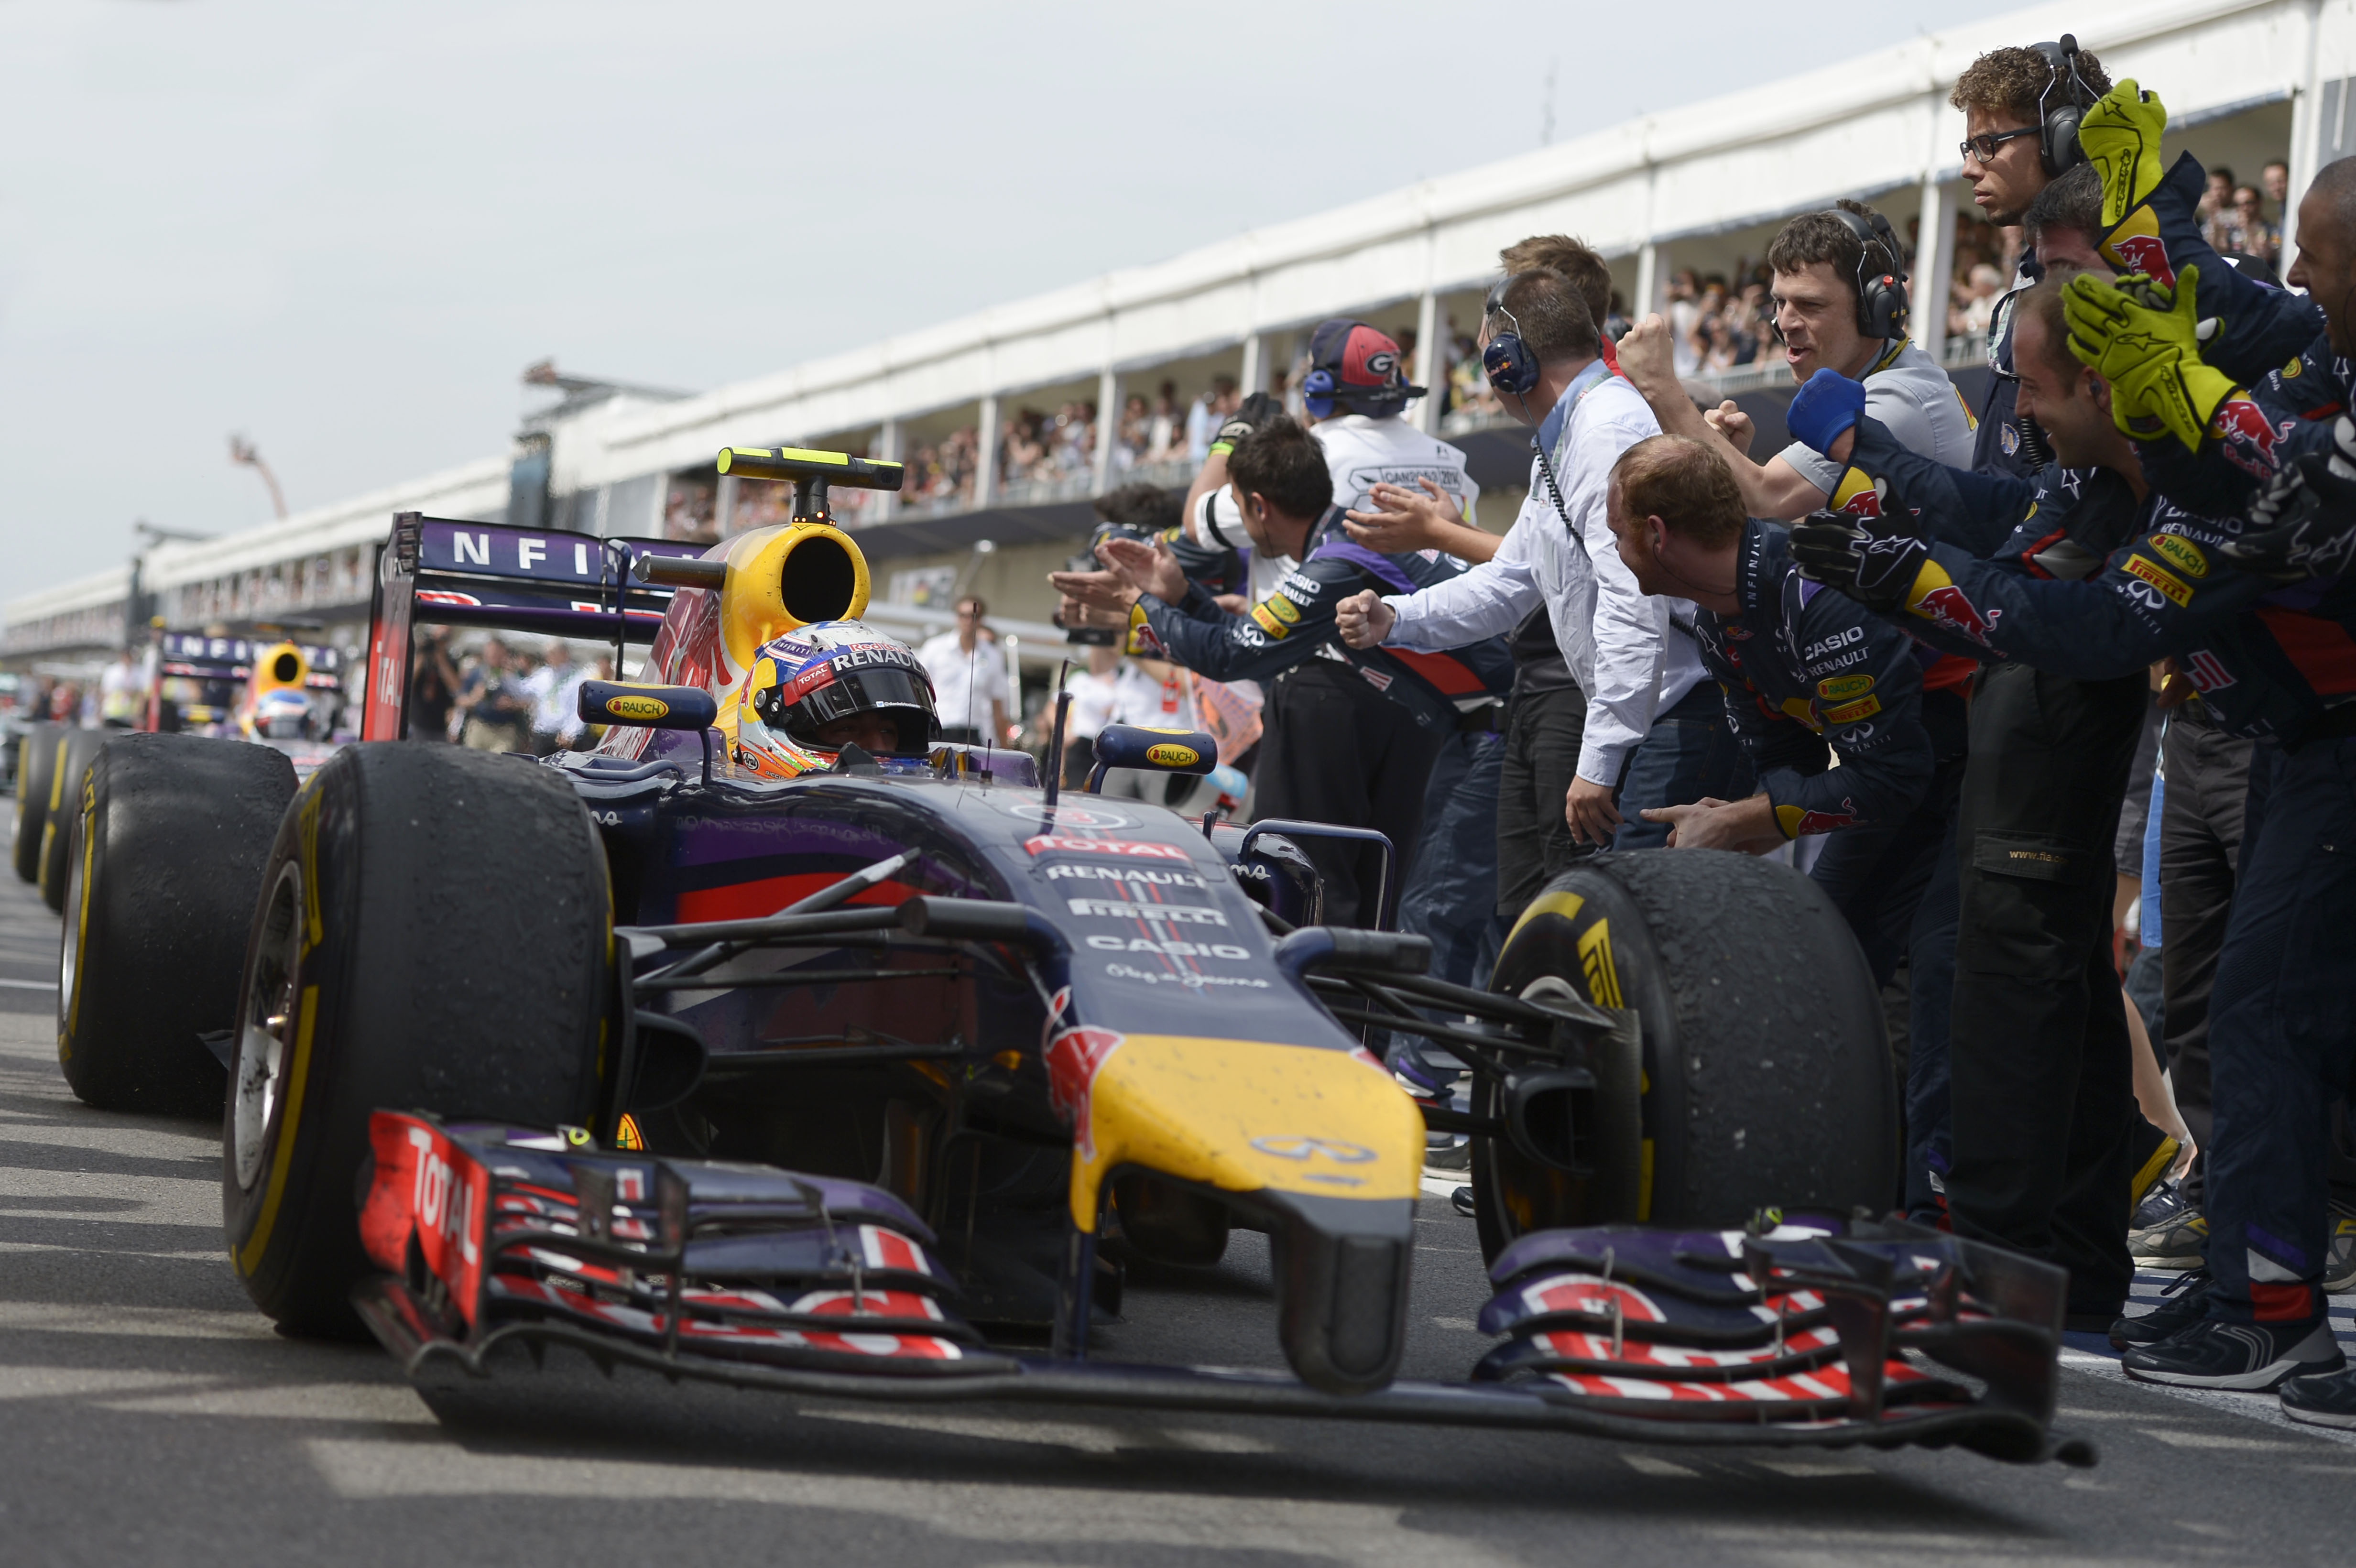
top-left (1248, 1136), bottom-right (1376, 1163)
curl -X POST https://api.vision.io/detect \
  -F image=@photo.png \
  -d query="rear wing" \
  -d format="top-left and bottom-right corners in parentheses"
top-left (362, 512), bottom-right (710, 742)
top-left (155, 632), bottom-right (344, 686)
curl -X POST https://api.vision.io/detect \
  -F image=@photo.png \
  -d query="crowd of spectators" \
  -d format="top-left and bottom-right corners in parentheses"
top-left (407, 631), bottom-right (614, 754)
top-left (2197, 158), bottom-right (2290, 265)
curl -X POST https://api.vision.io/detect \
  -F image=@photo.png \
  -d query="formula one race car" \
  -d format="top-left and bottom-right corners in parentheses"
top-left (59, 447), bottom-right (2086, 1465)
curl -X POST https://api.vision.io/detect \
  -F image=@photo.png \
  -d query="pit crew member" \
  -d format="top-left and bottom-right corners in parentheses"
top-left (1786, 360), bottom-right (2356, 1412)
top-left (1053, 416), bottom-right (1513, 930)
top-left (1603, 436), bottom-right (1957, 988)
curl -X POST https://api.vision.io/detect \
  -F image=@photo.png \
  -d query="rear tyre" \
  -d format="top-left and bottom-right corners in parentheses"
top-left (59, 735), bottom-right (296, 1115)
top-left (1472, 850), bottom-right (1893, 1262)
top-left (13, 724), bottom-right (62, 884)
top-left (222, 743), bottom-right (612, 1334)
top-left (37, 730), bottom-right (107, 913)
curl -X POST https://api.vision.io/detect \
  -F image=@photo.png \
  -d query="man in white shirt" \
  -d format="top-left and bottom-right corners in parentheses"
top-left (1615, 200), bottom-right (1976, 520)
top-left (1338, 268), bottom-right (1738, 850)
top-left (916, 595), bottom-right (1008, 745)
top-left (520, 640), bottom-right (578, 754)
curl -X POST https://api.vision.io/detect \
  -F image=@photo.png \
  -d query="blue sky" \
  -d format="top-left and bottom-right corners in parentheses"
top-left (3, 0), bottom-right (1977, 598)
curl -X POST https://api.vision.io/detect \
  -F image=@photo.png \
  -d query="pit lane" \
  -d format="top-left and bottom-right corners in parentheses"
top-left (0, 863), bottom-right (2350, 1567)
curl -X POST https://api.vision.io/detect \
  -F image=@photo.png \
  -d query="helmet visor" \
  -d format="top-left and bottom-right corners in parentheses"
top-left (759, 659), bottom-right (939, 754)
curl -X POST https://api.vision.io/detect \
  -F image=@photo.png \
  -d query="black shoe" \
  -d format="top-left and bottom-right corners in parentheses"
top-left (1450, 1185), bottom-right (1476, 1218)
top-left (2122, 1316), bottom-right (2345, 1391)
top-left (2111, 1271), bottom-right (2213, 1351)
top-left (2280, 1365), bottom-right (2356, 1429)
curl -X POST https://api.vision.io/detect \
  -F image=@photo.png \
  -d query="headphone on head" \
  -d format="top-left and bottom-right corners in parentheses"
top-left (2030, 34), bottom-right (2095, 176)
top-left (1480, 273), bottom-right (1546, 396)
top-left (1828, 207), bottom-right (1911, 339)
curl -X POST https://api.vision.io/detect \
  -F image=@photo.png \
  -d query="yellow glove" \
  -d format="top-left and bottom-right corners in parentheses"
top-left (2061, 266), bottom-right (2237, 452)
top-left (2079, 79), bottom-right (2169, 229)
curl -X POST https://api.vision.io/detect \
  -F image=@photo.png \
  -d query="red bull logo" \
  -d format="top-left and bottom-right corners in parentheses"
top-left (1046, 1025), bottom-right (1125, 1159)
top-left (2211, 396), bottom-right (2290, 478)
top-left (2100, 207), bottom-right (2177, 290)
top-left (1915, 584), bottom-right (2000, 646)
top-left (1830, 470), bottom-right (1883, 519)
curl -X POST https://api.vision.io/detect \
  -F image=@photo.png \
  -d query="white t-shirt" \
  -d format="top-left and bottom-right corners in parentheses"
top-left (1777, 339), bottom-right (1978, 494)
top-left (1307, 414), bottom-right (1480, 525)
top-left (1061, 667), bottom-right (1118, 741)
top-left (1112, 662), bottom-right (1196, 730)
top-left (916, 630), bottom-right (1010, 730)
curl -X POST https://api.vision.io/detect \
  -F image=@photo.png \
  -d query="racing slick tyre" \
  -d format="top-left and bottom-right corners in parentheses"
top-left (1472, 850), bottom-right (1893, 1263)
top-left (58, 735), bottom-right (297, 1116)
top-left (223, 743), bottom-right (612, 1335)
top-left (12, 722), bottom-right (60, 883)
top-left (37, 729), bottom-right (107, 913)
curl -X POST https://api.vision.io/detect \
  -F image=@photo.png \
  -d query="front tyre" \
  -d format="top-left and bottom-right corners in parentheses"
top-left (59, 735), bottom-right (295, 1115)
top-left (223, 744), bottom-right (612, 1334)
top-left (1472, 850), bottom-right (1893, 1261)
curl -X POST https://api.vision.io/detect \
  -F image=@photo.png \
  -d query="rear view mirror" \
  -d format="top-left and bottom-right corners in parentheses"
top-left (1086, 724), bottom-right (1217, 792)
top-left (577, 681), bottom-right (718, 732)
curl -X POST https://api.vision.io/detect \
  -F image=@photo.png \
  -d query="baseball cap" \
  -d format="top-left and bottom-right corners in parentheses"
top-left (1304, 320), bottom-right (1424, 417)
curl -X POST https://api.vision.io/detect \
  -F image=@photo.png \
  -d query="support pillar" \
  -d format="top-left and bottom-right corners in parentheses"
top-left (1239, 334), bottom-right (1264, 403)
top-left (873, 418), bottom-right (903, 522)
top-left (972, 395), bottom-right (1000, 511)
top-left (1634, 242), bottom-right (1660, 322)
top-left (1412, 289), bottom-right (1441, 433)
top-left (1912, 175), bottom-right (1956, 364)
top-left (1093, 367), bottom-right (1121, 492)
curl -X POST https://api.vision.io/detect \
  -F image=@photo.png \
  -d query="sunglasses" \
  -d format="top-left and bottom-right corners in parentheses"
top-left (1960, 126), bottom-right (2041, 165)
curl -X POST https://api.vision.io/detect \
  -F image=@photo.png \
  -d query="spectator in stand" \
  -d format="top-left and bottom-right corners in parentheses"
top-left (1186, 376), bottom-right (1239, 465)
top-left (1665, 268), bottom-right (1703, 378)
top-left (2230, 183), bottom-right (2281, 266)
top-left (1952, 263), bottom-right (2005, 342)
top-left (1115, 394), bottom-right (1151, 471)
top-left (455, 637), bottom-right (531, 752)
top-left (2198, 163), bottom-right (2236, 237)
top-left (2264, 158), bottom-right (2291, 216)
top-left (1148, 381), bottom-right (1181, 461)
top-left (917, 595), bottom-right (1008, 746)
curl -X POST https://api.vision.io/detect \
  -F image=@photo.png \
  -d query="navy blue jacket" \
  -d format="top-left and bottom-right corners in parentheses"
top-left (1129, 506), bottom-right (1515, 731)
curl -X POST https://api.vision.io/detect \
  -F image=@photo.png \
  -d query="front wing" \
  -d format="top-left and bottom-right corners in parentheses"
top-left (353, 1113), bottom-right (2094, 1466)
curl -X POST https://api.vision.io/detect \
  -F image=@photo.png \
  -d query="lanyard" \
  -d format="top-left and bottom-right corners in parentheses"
top-left (1533, 359), bottom-right (1615, 530)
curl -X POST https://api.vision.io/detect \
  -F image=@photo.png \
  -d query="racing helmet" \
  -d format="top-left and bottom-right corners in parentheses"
top-left (251, 686), bottom-right (311, 740)
top-left (747, 621), bottom-right (940, 757)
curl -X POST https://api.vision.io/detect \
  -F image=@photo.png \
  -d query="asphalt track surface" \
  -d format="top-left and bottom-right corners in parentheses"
top-left (2, 852), bottom-right (2354, 1566)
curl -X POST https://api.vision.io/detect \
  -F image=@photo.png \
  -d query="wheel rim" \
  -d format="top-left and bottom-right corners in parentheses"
top-left (233, 861), bottom-right (303, 1192)
top-left (1474, 975), bottom-right (1603, 1253)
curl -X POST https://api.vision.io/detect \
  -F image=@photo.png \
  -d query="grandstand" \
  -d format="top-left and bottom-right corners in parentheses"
top-left (4, 0), bottom-right (2338, 668)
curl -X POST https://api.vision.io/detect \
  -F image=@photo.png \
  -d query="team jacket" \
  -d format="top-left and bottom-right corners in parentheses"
top-left (1127, 506), bottom-right (1515, 731)
top-left (1694, 520), bottom-right (1937, 838)
top-left (1832, 420), bottom-right (2356, 746)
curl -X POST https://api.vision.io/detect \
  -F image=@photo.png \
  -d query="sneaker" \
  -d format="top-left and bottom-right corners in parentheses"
top-left (2129, 1133), bottom-right (2182, 1214)
top-left (2130, 1174), bottom-right (2192, 1236)
top-left (1423, 1136), bottom-right (1472, 1178)
top-left (2129, 1202), bottom-right (2209, 1271)
top-left (2325, 1210), bottom-right (2356, 1295)
top-left (2110, 1271), bottom-right (2213, 1351)
top-left (1450, 1185), bottom-right (1476, 1218)
top-left (2122, 1316), bottom-right (2345, 1391)
top-left (2280, 1365), bottom-right (2356, 1429)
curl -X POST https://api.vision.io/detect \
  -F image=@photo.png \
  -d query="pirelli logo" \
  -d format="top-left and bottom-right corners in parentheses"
top-left (2122, 553), bottom-right (2194, 608)
top-left (1579, 919), bottom-right (1623, 1008)
top-left (1824, 695), bottom-right (1882, 725)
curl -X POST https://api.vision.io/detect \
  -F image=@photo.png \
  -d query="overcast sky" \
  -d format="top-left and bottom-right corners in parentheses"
top-left (2, 0), bottom-right (1976, 600)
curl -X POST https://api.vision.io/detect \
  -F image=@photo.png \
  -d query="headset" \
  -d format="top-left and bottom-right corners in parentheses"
top-left (1479, 274), bottom-right (1545, 397)
top-left (1827, 207), bottom-right (1911, 340)
top-left (2031, 34), bottom-right (2095, 177)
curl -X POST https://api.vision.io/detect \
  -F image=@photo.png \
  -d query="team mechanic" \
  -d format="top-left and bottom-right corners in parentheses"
top-left (1784, 250), bottom-right (2356, 1418)
top-left (1335, 269), bottom-right (1738, 853)
top-left (1053, 416), bottom-right (1514, 929)
top-left (1599, 436), bottom-right (1957, 978)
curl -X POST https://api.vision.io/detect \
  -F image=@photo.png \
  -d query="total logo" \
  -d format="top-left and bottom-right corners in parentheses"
top-left (1023, 834), bottom-right (1189, 861)
top-left (406, 1125), bottom-right (480, 1268)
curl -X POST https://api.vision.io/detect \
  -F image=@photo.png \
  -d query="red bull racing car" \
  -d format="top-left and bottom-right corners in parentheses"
top-left (57, 447), bottom-right (2087, 1464)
